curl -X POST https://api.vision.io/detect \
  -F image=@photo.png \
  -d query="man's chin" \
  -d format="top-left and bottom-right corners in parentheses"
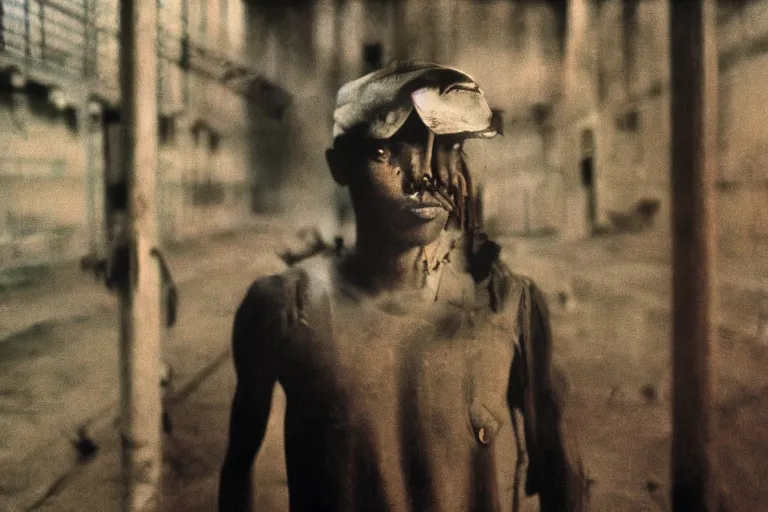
top-left (394, 215), bottom-right (450, 248)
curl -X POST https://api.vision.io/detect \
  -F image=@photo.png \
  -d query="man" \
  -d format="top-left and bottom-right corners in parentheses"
top-left (219, 61), bottom-right (588, 511)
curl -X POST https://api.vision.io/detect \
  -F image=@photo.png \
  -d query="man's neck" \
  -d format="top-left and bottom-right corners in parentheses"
top-left (346, 230), bottom-right (456, 295)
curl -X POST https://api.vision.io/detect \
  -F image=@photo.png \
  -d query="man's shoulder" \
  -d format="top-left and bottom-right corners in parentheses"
top-left (240, 272), bottom-right (292, 309)
top-left (235, 270), bottom-right (296, 325)
top-left (475, 252), bottom-right (542, 315)
top-left (478, 240), bottom-right (538, 289)
top-left (237, 254), bottom-right (335, 321)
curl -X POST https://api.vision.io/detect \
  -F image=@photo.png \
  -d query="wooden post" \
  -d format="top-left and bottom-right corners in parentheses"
top-left (330, 0), bottom-right (343, 90)
top-left (81, 94), bottom-right (98, 257)
top-left (119, 0), bottom-right (162, 510)
top-left (83, 0), bottom-right (99, 258)
top-left (669, 1), bottom-right (719, 510)
top-left (391, 0), bottom-right (409, 62)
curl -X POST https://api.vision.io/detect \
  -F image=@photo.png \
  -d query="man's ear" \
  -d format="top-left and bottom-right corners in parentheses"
top-left (326, 147), bottom-right (348, 186)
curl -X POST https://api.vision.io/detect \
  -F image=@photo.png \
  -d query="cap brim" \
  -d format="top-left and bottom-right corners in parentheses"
top-left (411, 83), bottom-right (495, 137)
top-left (333, 61), bottom-right (498, 140)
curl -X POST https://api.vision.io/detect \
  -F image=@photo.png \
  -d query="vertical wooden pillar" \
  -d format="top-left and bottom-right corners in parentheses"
top-left (83, 0), bottom-right (99, 257)
top-left (329, 0), bottom-right (343, 90)
top-left (81, 95), bottom-right (98, 257)
top-left (669, 1), bottom-right (719, 510)
top-left (391, 0), bottom-right (409, 62)
top-left (119, 0), bottom-right (162, 510)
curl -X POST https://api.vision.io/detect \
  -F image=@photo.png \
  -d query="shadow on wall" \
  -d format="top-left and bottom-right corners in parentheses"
top-left (600, 198), bottom-right (662, 234)
top-left (246, 79), bottom-right (300, 215)
top-left (189, 181), bottom-right (226, 206)
top-left (0, 78), bottom-right (79, 133)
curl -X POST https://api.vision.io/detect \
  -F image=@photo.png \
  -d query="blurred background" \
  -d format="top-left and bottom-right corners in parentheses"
top-left (0, 0), bottom-right (767, 511)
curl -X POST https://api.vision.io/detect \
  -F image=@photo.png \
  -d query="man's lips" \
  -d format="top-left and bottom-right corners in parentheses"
top-left (403, 194), bottom-right (451, 220)
top-left (405, 192), bottom-right (454, 212)
top-left (409, 205), bottom-right (445, 220)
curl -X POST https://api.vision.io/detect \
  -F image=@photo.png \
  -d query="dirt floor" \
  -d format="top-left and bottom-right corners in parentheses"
top-left (2, 227), bottom-right (767, 511)
top-left (0, 221), bottom-right (290, 511)
top-left (501, 233), bottom-right (768, 512)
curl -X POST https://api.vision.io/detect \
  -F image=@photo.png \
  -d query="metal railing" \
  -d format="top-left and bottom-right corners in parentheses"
top-left (0, 156), bottom-right (68, 178)
top-left (0, 0), bottom-right (259, 102)
top-left (1, 0), bottom-right (89, 80)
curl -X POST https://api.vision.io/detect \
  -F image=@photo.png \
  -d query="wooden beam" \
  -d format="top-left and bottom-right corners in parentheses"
top-left (118, 0), bottom-right (162, 510)
top-left (669, 1), bottom-right (719, 510)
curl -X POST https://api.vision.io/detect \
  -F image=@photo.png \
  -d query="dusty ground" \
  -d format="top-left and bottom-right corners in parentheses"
top-left (1, 226), bottom-right (767, 511)
top-left (0, 220), bottom-right (289, 511)
top-left (500, 233), bottom-right (768, 512)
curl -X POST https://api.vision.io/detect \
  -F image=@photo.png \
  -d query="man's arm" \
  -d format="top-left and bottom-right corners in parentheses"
top-left (219, 279), bottom-right (283, 512)
top-left (512, 281), bottom-right (590, 512)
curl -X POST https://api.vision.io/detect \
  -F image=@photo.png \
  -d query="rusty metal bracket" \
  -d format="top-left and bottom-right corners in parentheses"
top-left (79, 242), bottom-right (131, 291)
top-left (150, 247), bottom-right (178, 328)
top-left (80, 245), bottom-right (178, 328)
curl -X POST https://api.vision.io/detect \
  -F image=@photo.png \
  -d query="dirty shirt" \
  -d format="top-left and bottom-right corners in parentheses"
top-left (240, 252), bottom-right (539, 512)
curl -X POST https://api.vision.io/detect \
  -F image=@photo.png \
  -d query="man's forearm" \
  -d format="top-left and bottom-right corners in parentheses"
top-left (218, 462), bottom-right (254, 512)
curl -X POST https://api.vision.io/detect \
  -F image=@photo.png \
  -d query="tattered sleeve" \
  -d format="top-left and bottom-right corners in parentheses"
top-left (513, 280), bottom-right (590, 512)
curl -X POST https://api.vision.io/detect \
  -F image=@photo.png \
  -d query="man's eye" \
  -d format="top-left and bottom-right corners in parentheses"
top-left (369, 146), bottom-right (390, 163)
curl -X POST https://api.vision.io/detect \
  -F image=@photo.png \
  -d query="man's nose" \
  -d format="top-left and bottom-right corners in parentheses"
top-left (406, 146), bottom-right (434, 182)
top-left (400, 147), bottom-right (431, 194)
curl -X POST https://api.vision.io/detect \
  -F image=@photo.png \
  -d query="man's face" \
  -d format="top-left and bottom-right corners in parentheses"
top-left (333, 119), bottom-right (463, 250)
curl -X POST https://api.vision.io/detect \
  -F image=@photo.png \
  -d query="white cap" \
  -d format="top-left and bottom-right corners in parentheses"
top-left (332, 61), bottom-right (497, 140)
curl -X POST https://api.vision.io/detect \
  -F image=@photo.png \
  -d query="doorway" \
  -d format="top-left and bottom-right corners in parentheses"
top-left (102, 107), bottom-right (126, 250)
top-left (580, 128), bottom-right (597, 233)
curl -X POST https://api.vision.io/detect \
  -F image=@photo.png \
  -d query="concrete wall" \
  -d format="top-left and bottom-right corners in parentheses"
top-left (242, 0), bottom-right (567, 239)
top-left (556, 0), bottom-right (768, 266)
top-left (718, 1), bottom-right (768, 268)
top-left (555, 0), bottom-right (671, 238)
top-left (242, 0), bottom-right (336, 234)
top-left (7, 0), bottom-right (763, 269)
top-left (0, 97), bottom-right (87, 269)
top-left (0, 0), bottom-right (256, 270)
